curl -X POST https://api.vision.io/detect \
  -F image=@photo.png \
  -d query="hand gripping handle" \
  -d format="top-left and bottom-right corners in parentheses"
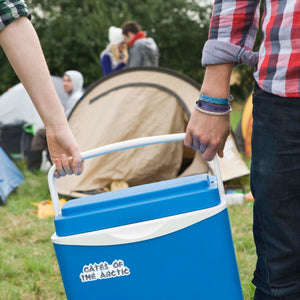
top-left (48, 133), bottom-right (225, 217)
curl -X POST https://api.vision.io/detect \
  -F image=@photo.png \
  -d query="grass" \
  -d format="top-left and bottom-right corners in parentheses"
top-left (1, 117), bottom-right (256, 299)
top-left (0, 164), bottom-right (66, 300)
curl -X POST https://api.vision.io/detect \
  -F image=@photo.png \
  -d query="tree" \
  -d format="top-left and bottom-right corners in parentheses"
top-left (0, 0), bottom-right (212, 94)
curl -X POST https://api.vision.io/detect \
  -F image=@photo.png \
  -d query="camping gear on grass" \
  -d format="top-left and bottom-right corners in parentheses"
top-left (31, 199), bottom-right (67, 219)
top-left (0, 145), bottom-right (24, 205)
top-left (234, 92), bottom-right (253, 157)
top-left (49, 134), bottom-right (243, 300)
top-left (56, 67), bottom-right (249, 198)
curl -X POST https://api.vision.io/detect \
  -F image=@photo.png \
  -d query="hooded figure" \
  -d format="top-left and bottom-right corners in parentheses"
top-left (100, 26), bottom-right (128, 75)
top-left (63, 70), bottom-right (84, 117)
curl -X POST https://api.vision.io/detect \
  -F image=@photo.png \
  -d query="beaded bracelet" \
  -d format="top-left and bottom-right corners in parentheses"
top-left (199, 93), bottom-right (233, 105)
top-left (195, 100), bottom-right (232, 116)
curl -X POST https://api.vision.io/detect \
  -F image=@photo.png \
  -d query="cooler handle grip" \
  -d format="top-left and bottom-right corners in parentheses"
top-left (48, 133), bottom-right (225, 217)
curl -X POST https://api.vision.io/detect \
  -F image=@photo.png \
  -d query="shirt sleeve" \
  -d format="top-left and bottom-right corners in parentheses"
top-left (100, 54), bottom-right (113, 76)
top-left (101, 54), bottom-right (125, 75)
top-left (113, 62), bottom-right (126, 72)
top-left (202, 0), bottom-right (261, 67)
top-left (0, 0), bottom-right (31, 31)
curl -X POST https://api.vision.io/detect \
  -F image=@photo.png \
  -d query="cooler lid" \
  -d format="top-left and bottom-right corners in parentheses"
top-left (54, 174), bottom-right (220, 236)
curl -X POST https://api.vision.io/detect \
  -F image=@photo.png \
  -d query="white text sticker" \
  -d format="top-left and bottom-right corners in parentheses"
top-left (80, 259), bottom-right (130, 283)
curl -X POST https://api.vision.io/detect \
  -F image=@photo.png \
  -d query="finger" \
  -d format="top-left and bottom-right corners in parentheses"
top-left (184, 130), bottom-right (193, 148)
top-left (201, 144), bottom-right (218, 161)
top-left (199, 143), bottom-right (207, 154)
top-left (70, 147), bottom-right (83, 175)
top-left (76, 160), bottom-right (85, 176)
top-left (217, 140), bottom-right (226, 158)
top-left (192, 135), bottom-right (200, 151)
top-left (54, 158), bottom-right (66, 177)
top-left (61, 155), bottom-right (73, 175)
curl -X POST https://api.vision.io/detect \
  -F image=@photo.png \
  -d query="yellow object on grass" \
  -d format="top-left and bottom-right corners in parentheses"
top-left (241, 92), bottom-right (253, 157)
top-left (31, 199), bottom-right (66, 219)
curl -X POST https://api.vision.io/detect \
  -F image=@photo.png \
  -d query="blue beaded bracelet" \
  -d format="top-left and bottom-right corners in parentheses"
top-left (199, 93), bottom-right (233, 105)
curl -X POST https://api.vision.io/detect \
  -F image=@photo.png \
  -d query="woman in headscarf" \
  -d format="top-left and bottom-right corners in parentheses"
top-left (63, 70), bottom-right (84, 117)
top-left (100, 26), bottom-right (128, 75)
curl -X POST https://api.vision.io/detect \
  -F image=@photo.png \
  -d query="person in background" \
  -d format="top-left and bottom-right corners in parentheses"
top-left (100, 26), bottom-right (128, 76)
top-left (28, 70), bottom-right (84, 171)
top-left (62, 70), bottom-right (84, 117)
top-left (0, 1), bottom-right (83, 178)
top-left (121, 20), bottom-right (159, 68)
top-left (184, 1), bottom-right (300, 299)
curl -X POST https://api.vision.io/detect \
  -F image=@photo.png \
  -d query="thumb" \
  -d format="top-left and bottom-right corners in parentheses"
top-left (217, 140), bottom-right (226, 158)
top-left (70, 144), bottom-right (83, 175)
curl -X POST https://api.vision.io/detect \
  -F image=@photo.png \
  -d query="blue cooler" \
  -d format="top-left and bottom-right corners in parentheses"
top-left (48, 134), bottom-right (243, 300)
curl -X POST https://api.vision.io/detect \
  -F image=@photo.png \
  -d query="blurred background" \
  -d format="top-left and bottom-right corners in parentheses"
top-left (0, 0), bottom-right (262, 102)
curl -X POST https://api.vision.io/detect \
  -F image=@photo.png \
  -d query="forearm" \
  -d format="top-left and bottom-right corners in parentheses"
top-left (0, 17), bottom-right (67, 129)
top-left (200, 63), bottom-right (234, 98)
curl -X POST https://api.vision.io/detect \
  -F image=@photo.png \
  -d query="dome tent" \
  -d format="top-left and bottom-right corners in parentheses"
top-left (0, 144), bottom-right (24, 205)
top-left (56, 67), bottom-right (249, 197)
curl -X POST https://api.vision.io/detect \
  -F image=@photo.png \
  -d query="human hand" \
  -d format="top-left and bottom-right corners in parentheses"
top-left (122, 50), bottom-right (129, 64)
top-left (46, 124), bottom-right (84, 178)
top-left (184, 109), bottom-right (230, 161)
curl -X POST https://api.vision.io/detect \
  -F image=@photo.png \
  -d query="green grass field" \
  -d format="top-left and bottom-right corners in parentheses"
top-left (0, 159), bottom-right (256, 300)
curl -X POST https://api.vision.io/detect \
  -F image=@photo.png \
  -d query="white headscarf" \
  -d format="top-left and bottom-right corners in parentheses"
top-left (64, 70), bottom-right (84, 117)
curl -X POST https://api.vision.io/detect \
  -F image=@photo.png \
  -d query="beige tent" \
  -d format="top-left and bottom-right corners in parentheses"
top-left (56, 67), bottom-right (249, 197)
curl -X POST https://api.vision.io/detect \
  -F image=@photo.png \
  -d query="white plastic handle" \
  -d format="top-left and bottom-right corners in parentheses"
top-left (48, 133), bottom-right (225, 217)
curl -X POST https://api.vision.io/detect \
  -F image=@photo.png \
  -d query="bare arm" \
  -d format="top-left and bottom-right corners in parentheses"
top-left (184, 63), bottom-right (234, 161)
top-left (0, 17), bottom-right (83, 177)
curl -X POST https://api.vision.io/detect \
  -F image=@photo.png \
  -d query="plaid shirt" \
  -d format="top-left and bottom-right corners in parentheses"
top-left (202, 0), bottom-right (300, 97)
top-left (0, 0), bottom-right (30, 31)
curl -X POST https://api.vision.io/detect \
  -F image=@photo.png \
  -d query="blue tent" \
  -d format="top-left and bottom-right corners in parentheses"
top-left (0, 146), bottom-right (24, 205)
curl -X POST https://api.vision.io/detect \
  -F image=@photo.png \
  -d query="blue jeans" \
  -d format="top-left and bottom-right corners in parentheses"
top-left (251, 83), bottom-right (300, 299)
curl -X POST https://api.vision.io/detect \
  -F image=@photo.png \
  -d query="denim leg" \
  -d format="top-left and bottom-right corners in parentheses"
top-left (254, 288), bottom-right (300, 300)
top-left (251, 84), bottom-right (300, 299)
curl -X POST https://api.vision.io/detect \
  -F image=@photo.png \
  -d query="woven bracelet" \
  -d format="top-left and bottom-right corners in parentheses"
top-left (199, 93), bottom-right (233, 105)
top-left (195, 101), bottom-right (231, 116)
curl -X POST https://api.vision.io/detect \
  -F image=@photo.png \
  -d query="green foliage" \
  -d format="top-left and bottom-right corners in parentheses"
top-left (0, 0), bottom-right (211, 93)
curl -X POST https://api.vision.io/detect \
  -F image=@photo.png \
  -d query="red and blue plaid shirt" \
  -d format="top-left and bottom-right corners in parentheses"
top-left (202, 0), bottom-right (300, 97)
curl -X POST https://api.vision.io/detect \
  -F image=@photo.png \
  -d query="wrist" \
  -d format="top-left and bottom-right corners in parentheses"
top-left (201, 63), bottom-right (234, 98)
top-left (199, 93), bottom-right (233, 105)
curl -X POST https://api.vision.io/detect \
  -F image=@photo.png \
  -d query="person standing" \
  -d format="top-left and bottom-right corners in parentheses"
top-left (100, 26), bottom-right (128, 76)
top-left (184, 1), bottom-right (300, 299)
top-left (121, 20), bottom-right (159, 68)
top-left (0, 0), bottom-right (83, 178)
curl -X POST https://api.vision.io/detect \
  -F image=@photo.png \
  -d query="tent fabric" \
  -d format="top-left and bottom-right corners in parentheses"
top-left (56, 67), bottom-right (249, 197)
top-left (241, 93), bottom-right (253, 157)
top-left (0, 76), bottom-right (68, 157)
top-left (0, 146), bottom-right (24, 205)
top-left (234, 92), bottom-right (253, 157)
top-left (0, 76), bottom-right (68, 134)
